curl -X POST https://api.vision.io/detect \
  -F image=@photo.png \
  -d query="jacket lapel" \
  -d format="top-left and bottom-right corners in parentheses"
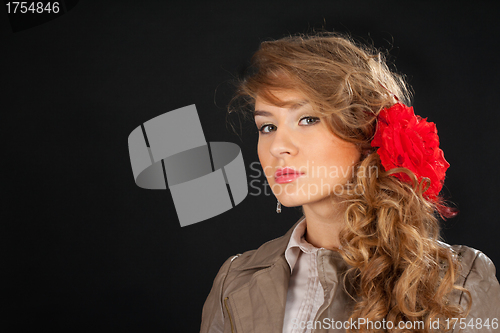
top-left (229, 259), bottom-right (290, 332)
top-left (227, 216), bottom-right (305, 333)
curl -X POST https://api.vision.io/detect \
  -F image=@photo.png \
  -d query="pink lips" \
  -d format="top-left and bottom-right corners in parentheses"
top-left (274, 167), bottom-right (304, 184)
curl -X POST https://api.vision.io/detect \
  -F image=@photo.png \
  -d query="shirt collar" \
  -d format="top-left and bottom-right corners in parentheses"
top-left (284, 218), bottom-right (321, 272)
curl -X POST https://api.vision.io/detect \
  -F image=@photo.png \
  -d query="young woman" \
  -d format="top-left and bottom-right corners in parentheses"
top-left (200, 33), bottom-right (500, 333)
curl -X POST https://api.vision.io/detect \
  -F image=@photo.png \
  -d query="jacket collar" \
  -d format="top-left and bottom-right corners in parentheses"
top-left (233, 215), bottom-right (305, 271)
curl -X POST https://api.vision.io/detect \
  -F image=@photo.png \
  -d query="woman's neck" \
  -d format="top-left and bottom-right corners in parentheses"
top-left (302, 198), bottom-right (346, 251)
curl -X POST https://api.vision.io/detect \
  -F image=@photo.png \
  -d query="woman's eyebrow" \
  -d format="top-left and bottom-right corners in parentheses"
top-left (253, 110), bottom-right (273, 118)
top-left (253, 100), bottom-right (309, 118)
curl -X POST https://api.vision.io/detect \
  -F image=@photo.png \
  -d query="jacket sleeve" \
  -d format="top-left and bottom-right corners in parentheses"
top-left (454, 250), bottom-right (500, 333)
top-left (200, 255), bottom-right (238, 333)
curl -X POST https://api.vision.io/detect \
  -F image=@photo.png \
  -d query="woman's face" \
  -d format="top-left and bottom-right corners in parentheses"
top-left (254, 89), bottom-right (361, 208)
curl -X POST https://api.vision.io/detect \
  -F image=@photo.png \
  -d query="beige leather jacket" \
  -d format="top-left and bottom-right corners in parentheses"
top-left (200, 216), bottom-right (500, 333)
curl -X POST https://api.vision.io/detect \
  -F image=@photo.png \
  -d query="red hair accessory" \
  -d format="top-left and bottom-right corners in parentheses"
top-left (371, 103), bottom-right (451, 208)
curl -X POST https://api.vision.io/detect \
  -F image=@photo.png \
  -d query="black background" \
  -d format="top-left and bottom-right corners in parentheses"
top-left (2, 0), bottom-right (499, 331)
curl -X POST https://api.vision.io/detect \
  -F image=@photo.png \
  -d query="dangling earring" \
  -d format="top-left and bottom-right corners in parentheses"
top-left (276, 200), bottom-right (282, 213)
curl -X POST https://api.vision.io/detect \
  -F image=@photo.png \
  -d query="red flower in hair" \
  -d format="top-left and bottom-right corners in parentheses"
top-left (371, 103), bottom-right (449, 201)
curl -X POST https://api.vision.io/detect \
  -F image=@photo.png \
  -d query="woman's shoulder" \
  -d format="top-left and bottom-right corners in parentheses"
top-left (222, 221), bottom-right (300, 273)
top-left (223, 239), bottom-right (499, 281)
top-left (438, 241), bottom-right (498, 279)
top-left (221, 232), bottom-right (290, 273)
top-left (225, 239), bottom-right (499, 281)
top-left (438, 241), bottom-right (500, 331)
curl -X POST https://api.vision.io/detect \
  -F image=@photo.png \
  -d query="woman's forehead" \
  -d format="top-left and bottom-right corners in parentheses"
top-left (255, 89), bottom-right (308, 108)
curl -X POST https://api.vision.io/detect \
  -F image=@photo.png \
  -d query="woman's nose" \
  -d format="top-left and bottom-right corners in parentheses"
top-left (269, 127), bottom-right (298, 158)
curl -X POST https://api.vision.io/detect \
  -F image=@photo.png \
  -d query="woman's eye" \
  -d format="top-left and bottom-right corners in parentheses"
top-left (298, 116), bottom-right (320, 126)
top-left (258, 124), bottom-right (276, 134)
top-left (257, 117), bottom-right (319, 134)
